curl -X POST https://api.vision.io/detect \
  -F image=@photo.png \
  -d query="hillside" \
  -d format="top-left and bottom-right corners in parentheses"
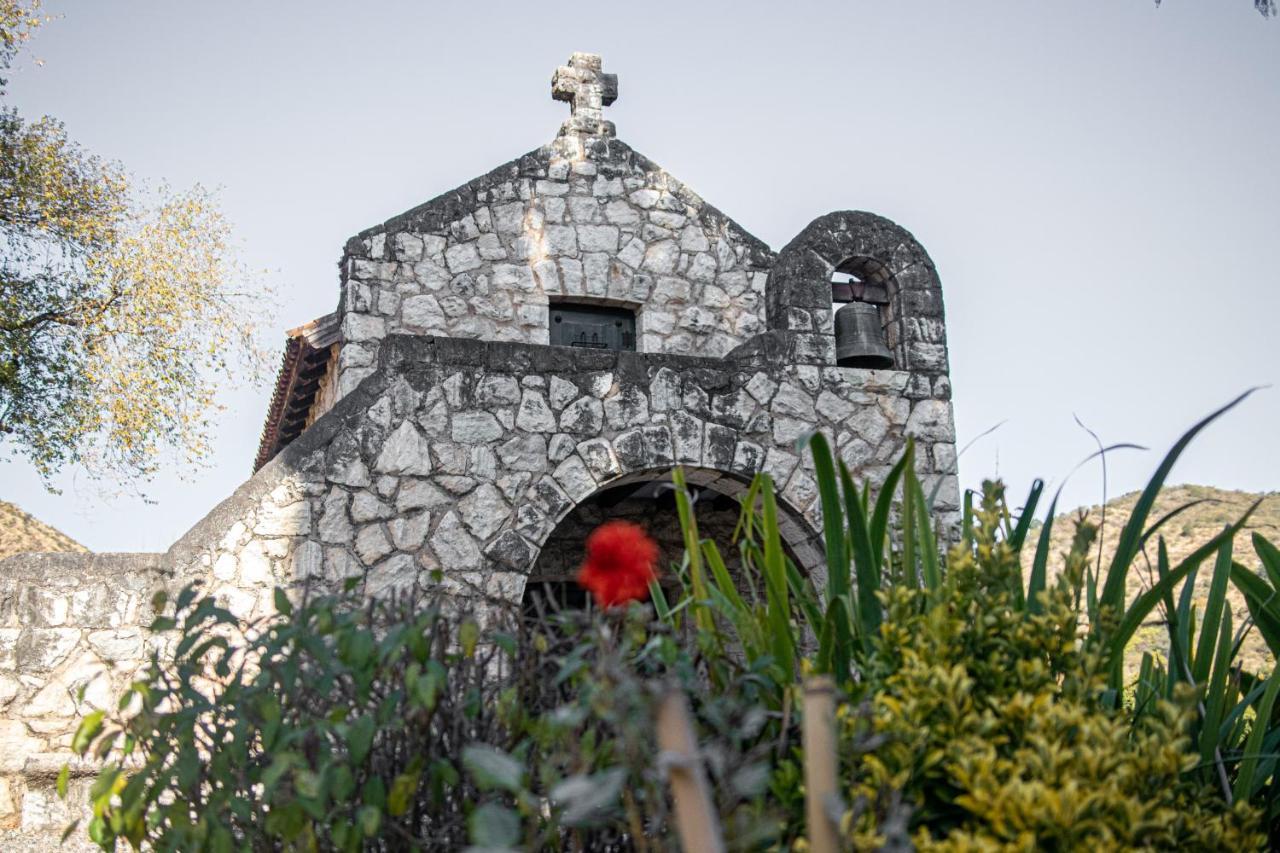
top-left (0, 500), bottom-right (87, 562)
top-left (1023, 484), bottom-right (1280, 675)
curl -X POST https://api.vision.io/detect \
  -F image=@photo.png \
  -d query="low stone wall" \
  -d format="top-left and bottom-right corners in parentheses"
top-left (0, 553), bottom-right (168, 838)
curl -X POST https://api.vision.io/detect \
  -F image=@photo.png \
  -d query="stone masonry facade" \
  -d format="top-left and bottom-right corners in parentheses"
top-left (335, 130), bottom-right (776, 399)
top-left (0, 53), bottom-right (958, 841)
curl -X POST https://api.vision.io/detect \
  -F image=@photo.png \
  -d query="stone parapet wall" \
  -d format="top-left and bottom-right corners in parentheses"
top-left (0, 554), bottom-right (168, 837)
top-left (335, 137), bottom-right (776, 398)
top-left (176, 333), bottom-right (960, 607)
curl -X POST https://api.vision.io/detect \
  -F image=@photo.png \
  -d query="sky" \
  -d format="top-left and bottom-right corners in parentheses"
top-left (2, 0), bottom-right (1277, 552)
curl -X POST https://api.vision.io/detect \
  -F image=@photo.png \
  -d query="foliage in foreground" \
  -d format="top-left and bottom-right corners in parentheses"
top-left (0, 0), bottom-right (271, 484)
top-left (67, 394), bottom-right (1280, 849)
top-left (64, 585), bottom-right (791, 851)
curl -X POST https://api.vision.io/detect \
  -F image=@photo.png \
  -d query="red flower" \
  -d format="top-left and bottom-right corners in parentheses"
top-left (576, 520), bottom-right (660, 609)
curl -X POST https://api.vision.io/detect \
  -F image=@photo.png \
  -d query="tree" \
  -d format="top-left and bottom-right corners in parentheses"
top-left (0, 1), bottom-right (271, 485)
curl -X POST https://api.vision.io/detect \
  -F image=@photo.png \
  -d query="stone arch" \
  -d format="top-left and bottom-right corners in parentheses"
top-left (765, 210), bottom-right (947, 373)
top-left (516, 464), bottom-right (826, 607)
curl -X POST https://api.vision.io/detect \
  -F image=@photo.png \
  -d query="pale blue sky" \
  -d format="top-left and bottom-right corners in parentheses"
top-left (3, 1), bottom-right (1278, 551)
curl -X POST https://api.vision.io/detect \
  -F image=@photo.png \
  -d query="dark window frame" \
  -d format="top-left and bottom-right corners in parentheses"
top-left (549, 302), bottom-right (637, 352)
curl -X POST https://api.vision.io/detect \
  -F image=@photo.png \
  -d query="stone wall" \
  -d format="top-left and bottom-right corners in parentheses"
top-left (174, 333), bottom-right (960, 608)
top-left (335, 137), bottom-right (775, 398)
top-left (0, 554), bottom-right (168, 839)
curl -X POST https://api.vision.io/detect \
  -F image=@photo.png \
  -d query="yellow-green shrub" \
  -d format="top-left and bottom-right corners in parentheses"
top-left (841, 485), bottom-right (1265, 850)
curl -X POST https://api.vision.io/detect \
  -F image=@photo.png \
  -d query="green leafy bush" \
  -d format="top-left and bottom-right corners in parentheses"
top-left (846, 484), bottom-right (1263, 849)
top-left (65, 583), bottom-right (797, 850)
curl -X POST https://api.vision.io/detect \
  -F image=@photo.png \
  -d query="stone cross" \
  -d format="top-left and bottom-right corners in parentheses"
top-left (552, 52), bottom-right (618, 138)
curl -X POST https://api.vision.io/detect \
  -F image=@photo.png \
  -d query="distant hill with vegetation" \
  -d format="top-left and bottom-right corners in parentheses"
top-left (0, 500), bottom-right (87, 562)
top-left (1025, 484), bottom-right (1280, 675)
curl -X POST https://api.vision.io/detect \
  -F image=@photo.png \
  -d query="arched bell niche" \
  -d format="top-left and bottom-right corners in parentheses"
top-left (766, 210), bottom-right (948, 374)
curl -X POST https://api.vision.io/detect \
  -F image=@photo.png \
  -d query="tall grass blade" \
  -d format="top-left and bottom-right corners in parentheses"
top-left (961, 489), bottom-right (975, 550)
top-left (784, 556), bottom-right (824, 635)
top-left (1138, 499), bottom-right (1213, 556)
top-left (1176, 554), bottom-right (1200, 677)
top-left (732, 475), bottom-right (764, 546)
top-left (1136, 652), bottom-right (1156, 719)
top-left (702, 540), bottom-right (749, 615)
top-left (650, 580), bottom-right (672, 624)
top-left (1223, 678), bottom-right (1269, 747)
top-left (761, 475), bottom-right (796, 683)
top-left (869, 449), bottom-right (912, 577)
top-left (1200, 609), bottom-right (1234, 770)
top-left (815, 596), bottom-right (853, 683)
top-left (908, 472), bottom-right (941, 594)
top-left (1234, 664), bottom-right (1280, 803)
top-left (1100, 389), bottom-right (1257, 619)
top-left (806, 432), bottom-right (849, 605)
top-left (1008, 479), bottom-right (1044, 554)
top-left (901, 443), bottom-right (918, 592)
top-left (702, 541), bottom-right (764, 658)
top-left (1108, 515), bottom-right (1256, 681)
top-left (672, 468), bottom-right (715, 637)
top-left (1229, 562), bottom-right (1280, 655)
top-left (839, 464), bottom-right (881, 645)
top-left (1254, 532), bottom-right (1280, 591)
top-left (1193, 530), bottom-right (1234, 685)
top-left (1027, 489), bottom-right (1061, 615)
top-left (1159, 540), bottom-right (1192, 692)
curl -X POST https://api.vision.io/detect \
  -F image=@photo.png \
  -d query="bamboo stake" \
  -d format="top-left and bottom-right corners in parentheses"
top-left (803, 676), bottom-right (839, 853)
top-left (655, 688), bottom-right (725, 853)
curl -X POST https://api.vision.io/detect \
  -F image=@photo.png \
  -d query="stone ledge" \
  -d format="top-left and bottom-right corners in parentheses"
top-left (0, 552), bottom-right (167, 580)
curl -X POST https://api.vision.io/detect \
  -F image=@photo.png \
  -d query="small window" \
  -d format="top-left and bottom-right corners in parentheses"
top-left (550, 304), bottom-right (636, 352)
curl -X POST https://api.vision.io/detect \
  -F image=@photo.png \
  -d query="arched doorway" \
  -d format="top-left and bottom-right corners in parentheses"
top-left (520, 467), bottom-right (824, 614)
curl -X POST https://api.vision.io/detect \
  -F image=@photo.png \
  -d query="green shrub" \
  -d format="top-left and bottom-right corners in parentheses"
top-left (846, 484), bottom-right (1263, 849)
top-left (64, 583), bottom-right (796, 850)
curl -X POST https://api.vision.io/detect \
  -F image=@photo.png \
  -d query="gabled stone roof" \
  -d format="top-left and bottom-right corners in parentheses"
top-left (347, 137), bottom-right (774, 270)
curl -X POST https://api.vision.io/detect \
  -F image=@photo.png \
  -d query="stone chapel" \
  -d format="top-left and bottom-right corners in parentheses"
top-left (0, 52), bottom-right (958, 834)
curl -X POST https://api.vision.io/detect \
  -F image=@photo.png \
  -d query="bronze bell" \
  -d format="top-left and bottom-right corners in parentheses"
top-left (834, 301), bottom-right (893, 369)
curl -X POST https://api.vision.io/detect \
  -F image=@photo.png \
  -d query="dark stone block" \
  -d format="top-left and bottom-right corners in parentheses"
top-left (704, 424), bottom-right (737, 470)
top-left (531, 345), bottom-right (580, 375)
top-left (642, 425), bottom-right (675, 468)
top-left (532, 478), bottom-right (571, 521)
top-left (614, 429), bottom-right (647, 470)
top-left (907, 342), bottom-right (949, 374)
top-left (486, 342), bottom-right (536, 375)
top-left (731, 440), bottom-right (765, 476)
top-left (433, 336), bottom-right (488, 367)
top-left (485, 531), bottom-right (536, 572)
top-left (903, 373), bottom-right (933, 400)
top-left (572, 348), bottom-right (620, 372)
top-left (899, 289), bottom-right (943, 318)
